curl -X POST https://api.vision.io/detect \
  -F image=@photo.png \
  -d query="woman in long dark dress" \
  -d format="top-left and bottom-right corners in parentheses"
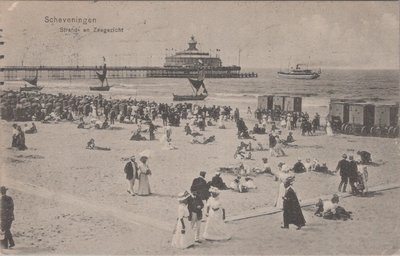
top-left (16, 125), bottom-right (28, 150)
top-left (282, 177), bottom-right (306, 230)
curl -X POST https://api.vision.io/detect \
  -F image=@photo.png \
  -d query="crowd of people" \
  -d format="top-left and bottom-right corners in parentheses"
top-left (1, 89), bottom-right (378, 251)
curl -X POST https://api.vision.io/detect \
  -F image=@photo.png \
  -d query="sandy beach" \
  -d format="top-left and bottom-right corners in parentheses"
top-left (1, 97), bottom-right (399, 255)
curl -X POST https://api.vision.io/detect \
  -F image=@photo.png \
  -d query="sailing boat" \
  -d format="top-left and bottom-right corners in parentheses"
top-left (90, 57), bottom-right (111, 91)
top-left (173, 69), bottom-right (208, 101)
top-left (20, 70), bottom-right (43, 92)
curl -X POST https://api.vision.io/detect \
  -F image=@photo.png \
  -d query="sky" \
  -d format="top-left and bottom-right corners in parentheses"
top-left (0, 1), bottom-right (398, 69)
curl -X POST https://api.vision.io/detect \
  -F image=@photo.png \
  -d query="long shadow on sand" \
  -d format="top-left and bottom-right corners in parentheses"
top-left (356, 191), bottom-right (384, 198)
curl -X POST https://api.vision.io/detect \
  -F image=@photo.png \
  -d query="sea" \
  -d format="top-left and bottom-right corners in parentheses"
top-left (4, 68), bottom-right (399, 118)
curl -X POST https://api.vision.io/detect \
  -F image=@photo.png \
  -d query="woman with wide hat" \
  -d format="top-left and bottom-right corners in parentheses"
top-left (203, 187), bottom-right (231, 241)
top-left (137, 152), bottom-right (152, 196)
top-left (282, 176), bottom-right (306, 230)
top-left (171, 191), bottom-right (195, 249)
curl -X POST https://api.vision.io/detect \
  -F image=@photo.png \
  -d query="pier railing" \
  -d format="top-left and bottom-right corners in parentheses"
top-left (1, 65), bottom-right (257, 81)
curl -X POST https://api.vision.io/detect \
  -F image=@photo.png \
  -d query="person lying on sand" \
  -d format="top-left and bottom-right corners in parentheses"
top-left (191, 135), bottom-right (215, 144)
top-left (86, 138), bottom-right (111, 151)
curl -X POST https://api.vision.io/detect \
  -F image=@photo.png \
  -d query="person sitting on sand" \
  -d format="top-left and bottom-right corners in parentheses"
top-left (234, 146), bottom-right (252, 160)
top-left (210, 172), bottom-right (228, 190)
top-left (315, 194), bottom-right (352, 221)
top-left (238, 141), bottom-right (252, 151)
top-left (229, 176), bottom-right (248, 193)
top-left (252, 123), bottom-right (266, 134)
top-left (253, 157), bottom-right (273, 175)
top-left (218, 115), bottom-right (226, 129)
top-left (207, 119), bottom-right (214, 126)
top-left (243, 176), bottom-right (257, 189)
top-left (292, 158), bottom-right (306, 173)
top-left (255, 142), bottom-right (266, 151)
top-left (357, 150), bottom-right (372, 165)
top-left (130, 125), bottom-right (147, 141)
top-left (160, 133), bottom-right (177, 150)
top-left (24, 123), bottom-right (37, 134)
top-left (86, 138), bottom-right (111, 151)
top-left (101, 119), bottom-right (110, 129)
top-left (273, 135), bottom-right (286, 157)
top-left (303, 158), bottom-right (312, 172)
top-left (283, 132), bottom-right (295, 145)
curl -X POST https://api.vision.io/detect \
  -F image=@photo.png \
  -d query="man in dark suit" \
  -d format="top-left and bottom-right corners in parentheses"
top-left (187, 191), bottom-right (204, 243)
top-left (336, 154), bottom-right (349, 192)
top-left (124, 155), bottom-right (138, 196)
top-left (348, 155), bottom-right (359, 194)
top-left (1, 186), bottom-right (15, 249)
top-left (190, 171), bottom-right (210, 201)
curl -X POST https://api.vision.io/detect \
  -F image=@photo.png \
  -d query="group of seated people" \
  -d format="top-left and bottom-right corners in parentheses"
top-left (229, 175), bottom-right (257, 193)
top-left (314, 194), bottom-right (352, 221)
top-left (288, 158), bottom-right (334, 175)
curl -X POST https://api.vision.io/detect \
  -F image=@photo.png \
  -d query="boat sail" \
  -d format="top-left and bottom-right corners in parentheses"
top-left (173, 69), bottom-right (208, 101)
top-left (20, 70), bottom-right (43, 92)
top-left (90, 57), bottom-right (111, 91)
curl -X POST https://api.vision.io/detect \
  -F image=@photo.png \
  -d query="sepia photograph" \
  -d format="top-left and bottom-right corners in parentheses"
top-left (0, 1), bottom-right (399, 254)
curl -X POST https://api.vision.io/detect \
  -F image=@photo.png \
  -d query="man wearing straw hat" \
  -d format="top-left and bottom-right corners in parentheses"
top-left (1, 186), bottom-right (15, 249)
top-left (124, 155), bottom-right (138, 196)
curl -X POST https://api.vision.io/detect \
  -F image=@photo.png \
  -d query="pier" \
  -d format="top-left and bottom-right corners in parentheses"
top-left (1, 66), bottom-right (258, 81)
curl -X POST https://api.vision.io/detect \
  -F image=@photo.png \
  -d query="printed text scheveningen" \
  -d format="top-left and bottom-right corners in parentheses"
top-left (44, 16), bottom-right (96, 25)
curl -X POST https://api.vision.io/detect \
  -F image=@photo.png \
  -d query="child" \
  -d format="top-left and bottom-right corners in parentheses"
top-left (357, 164), bottom-right (368, 196)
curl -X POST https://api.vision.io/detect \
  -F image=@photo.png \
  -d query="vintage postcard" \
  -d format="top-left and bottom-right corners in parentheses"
top-left (0, 1), bottom-right (399, 255)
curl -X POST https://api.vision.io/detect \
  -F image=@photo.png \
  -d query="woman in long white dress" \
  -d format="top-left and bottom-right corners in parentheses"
top-left (275, 165), bottom-right (292, 209)
top-left (137, 156), bottom-right (151, 196)
top-left (326, 121), bottom-right (334, 136)
top-left (171, 191), bottom-right (195, 249)
top-left (203, 187), bottom-right (232, 241)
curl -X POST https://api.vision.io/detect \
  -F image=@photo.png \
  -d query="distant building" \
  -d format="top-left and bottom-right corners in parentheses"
top-left (164, 36), bottom-right (222, 68)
